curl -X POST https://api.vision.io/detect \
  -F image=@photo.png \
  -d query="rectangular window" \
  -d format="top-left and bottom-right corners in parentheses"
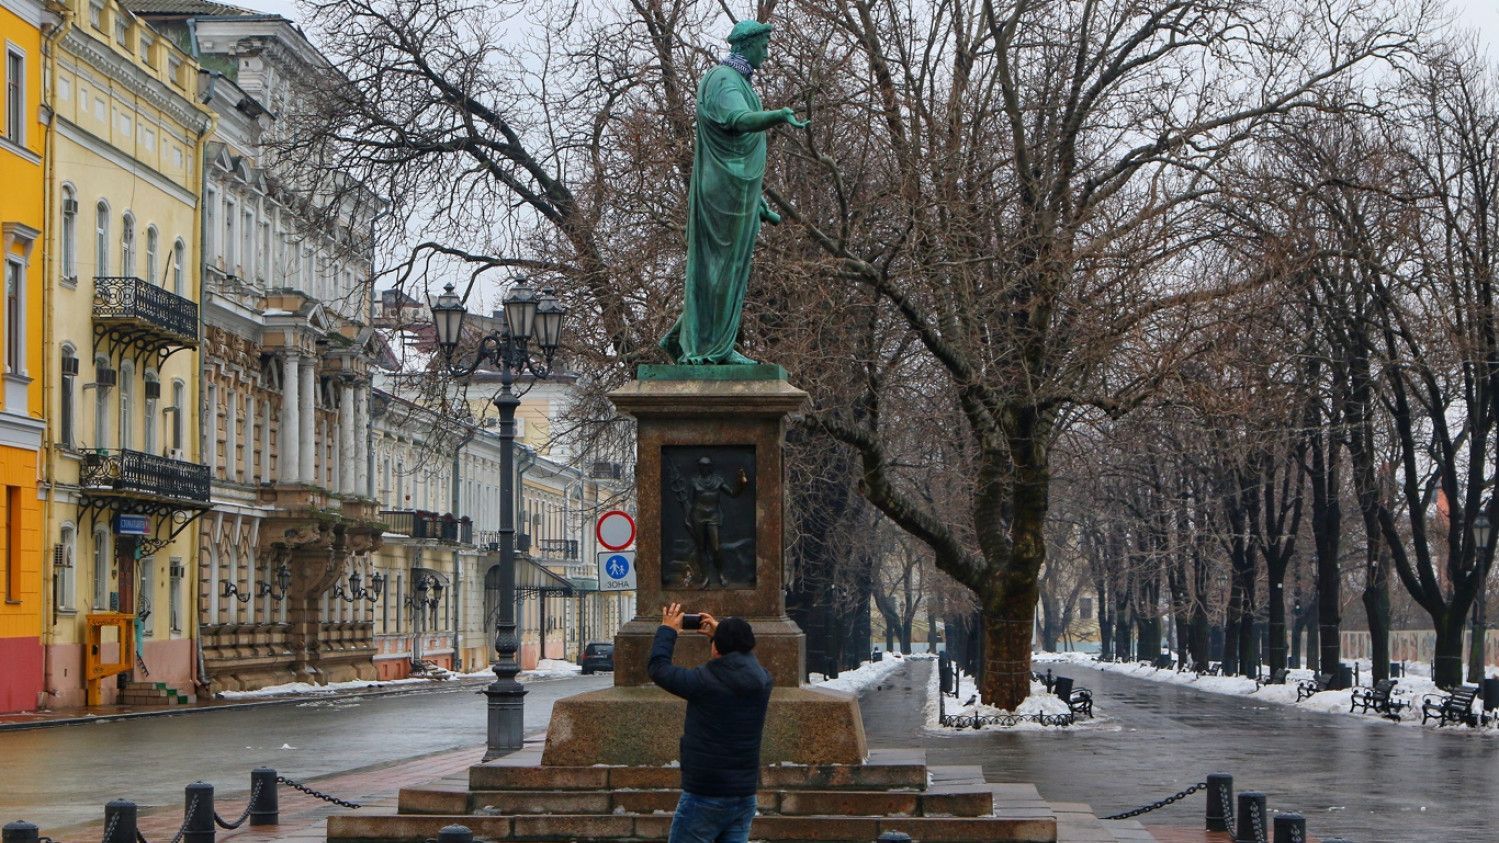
top-left (115, 18), bottom-right (129, 48)
top-left (241, 210), bottom-right (253, 278)
top-left (203, 189), bottom-right (217, 261)
top-left (6, 49), bottom-right (23, 143)
top-left (224, 200), bottom-right (237, 269)
top-left (89, 2), bottom-right (103, 29)
top-left (4, 486), bottom-right (17, 602)
top-left (4, 259), bottom-right (21, 374)
top-left (139, 34), bottom-right (153, 66)
top-left (169, 557), bottom-right (182, 632)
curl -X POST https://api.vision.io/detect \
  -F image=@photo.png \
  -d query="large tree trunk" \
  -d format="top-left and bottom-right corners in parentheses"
top-left (981, 586), bottom-right (1039, 708)
top-left (1267, 579), bottom-right (1287, 675)
top-left (1433, 615), bottom-right (1467, 689)
top-left (1304, 590), bottom-right (1320, 671)
top-left (1363, 582), bottom-right (1391, 683)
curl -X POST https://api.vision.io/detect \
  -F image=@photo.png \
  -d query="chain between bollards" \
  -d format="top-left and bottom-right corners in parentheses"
top-left (1100, 780), bottom-right (1206, 820)
top-left (274, 776), bottom-right (362, 809)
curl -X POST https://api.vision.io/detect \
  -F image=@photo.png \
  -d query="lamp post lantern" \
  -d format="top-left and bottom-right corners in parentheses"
top-left (431, 277), bottom-right (567, 758)
top-left (1469, 512), bottom-right (1490, 684)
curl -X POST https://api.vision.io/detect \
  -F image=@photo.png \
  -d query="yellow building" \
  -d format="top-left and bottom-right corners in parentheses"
top-left (0, 0), bottom-right (48, 714)
top-left (39, 0), bottom-right (211, 708)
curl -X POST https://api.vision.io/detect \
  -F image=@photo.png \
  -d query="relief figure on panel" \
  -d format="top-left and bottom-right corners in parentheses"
top-left (662, 447), bottom-right (756, 589)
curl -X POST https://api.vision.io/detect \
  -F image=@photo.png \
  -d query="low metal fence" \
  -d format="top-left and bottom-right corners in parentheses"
top-left (2, 769), bottom-right (360, 843)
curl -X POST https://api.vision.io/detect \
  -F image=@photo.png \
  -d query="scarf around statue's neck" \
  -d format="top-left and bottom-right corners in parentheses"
top-left (722, 53), bottom-right (754, 78)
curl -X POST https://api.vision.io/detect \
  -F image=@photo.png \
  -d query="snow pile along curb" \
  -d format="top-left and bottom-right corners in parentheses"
top-left (1034, 652), bottom-right (1497, 734)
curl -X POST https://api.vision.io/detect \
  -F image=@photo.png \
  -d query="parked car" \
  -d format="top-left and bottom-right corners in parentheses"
top-left (580, 642), bottom-right (614, 674)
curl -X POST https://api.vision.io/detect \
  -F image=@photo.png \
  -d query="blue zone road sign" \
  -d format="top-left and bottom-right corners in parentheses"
top-left (598, 550), bottom-right (637, 591)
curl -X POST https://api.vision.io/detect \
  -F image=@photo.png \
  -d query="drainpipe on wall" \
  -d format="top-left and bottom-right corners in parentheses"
top-left (38, 1), bottom-right (73, 708)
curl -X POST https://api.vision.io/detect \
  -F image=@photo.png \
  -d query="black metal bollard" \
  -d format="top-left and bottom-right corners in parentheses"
top-left (104, 799), bottom-right (138, 843)
top-left (1482, 677), bottom-right (1499, 712)
top-left (249, 768), bottom-right (279, 826)
top-left (436, 825), bottom-right (473, 843)
top-left (876, 833), bottom-right (913, 843)
top-left (1272, 812), bottom-right (1305, 843)
top-left (1205, 773), bottom-right (1233, 832)
top-left (183, 782), bottom-right (216, 843)
top-left (1235, 791), bottom-right (1267, 843)
top-left (2, 821), bottom-right (39, 843)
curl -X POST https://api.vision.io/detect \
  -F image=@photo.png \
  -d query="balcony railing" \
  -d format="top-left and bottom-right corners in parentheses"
top-left (537, 538), bottom-right (580, 561)
top-left (381, 509), bottom-right (473, 544)
top-left (93, 276), bottom-right (199, 346)
top-left (80, 448), bottom-right (211, 504)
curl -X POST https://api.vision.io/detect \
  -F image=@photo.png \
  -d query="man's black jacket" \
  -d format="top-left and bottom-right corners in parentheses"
top-left (648, 625), bottom-right (774, 797)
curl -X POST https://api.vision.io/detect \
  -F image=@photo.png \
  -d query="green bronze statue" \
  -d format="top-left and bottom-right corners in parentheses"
top-left (658, 20), bottom-right (810, 365)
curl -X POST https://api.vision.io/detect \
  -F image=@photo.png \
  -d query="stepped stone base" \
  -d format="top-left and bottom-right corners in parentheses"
top-left (540, 684), bottom-right (866, 766)
top-left (326, 748), bottom-right (1059, 843)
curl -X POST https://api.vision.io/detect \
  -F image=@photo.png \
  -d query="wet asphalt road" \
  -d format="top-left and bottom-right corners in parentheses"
top-left (0, 673), bottom-right (611, 829)
top-left (861, 660), bottom-right (1498, 842)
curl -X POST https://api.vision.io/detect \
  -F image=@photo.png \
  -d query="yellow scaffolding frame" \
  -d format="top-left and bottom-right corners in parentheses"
top-left (84, 612), bottom-right (136, 706)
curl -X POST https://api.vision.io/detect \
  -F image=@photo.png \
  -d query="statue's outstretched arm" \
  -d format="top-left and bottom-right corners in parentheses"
top-left (728, 106), bottom-right (808, 133)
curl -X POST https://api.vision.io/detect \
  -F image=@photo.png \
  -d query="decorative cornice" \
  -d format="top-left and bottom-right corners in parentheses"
top-left (60, 27), bottom-right (211, 136)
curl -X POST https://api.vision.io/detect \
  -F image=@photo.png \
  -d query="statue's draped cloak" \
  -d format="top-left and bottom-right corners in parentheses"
top-left (660, 64), bottom-right (765, 364)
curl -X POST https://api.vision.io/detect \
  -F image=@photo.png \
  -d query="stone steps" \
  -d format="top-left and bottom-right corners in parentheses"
top-left (328, 748), bottom-right (1064, 843)
top-left (120, 681), bottom-right (194, 706)
top-left (327, 811), bottom-right (1057, 842)
top-left (400, 782), bottom-right (994, 817)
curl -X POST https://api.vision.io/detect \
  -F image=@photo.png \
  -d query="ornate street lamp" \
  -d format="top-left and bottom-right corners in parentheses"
top-left (222, 561), bottom-right (294, 603)
top-left (431, 276), bottom-right (567, 758)
top-left (332, 569), bottom-right (385, 604)
top-left (1469, 512), bottom-right (1490, 684)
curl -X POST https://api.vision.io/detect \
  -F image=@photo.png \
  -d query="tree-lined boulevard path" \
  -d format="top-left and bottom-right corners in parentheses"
top-left (6, 660), bottom-right (1496, 841)
top-left (862, 660), bottom-right (1498, 841)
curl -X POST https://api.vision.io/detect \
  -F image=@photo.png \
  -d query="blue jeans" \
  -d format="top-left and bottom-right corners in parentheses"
top-left (668, 792), bottom-right (757, 843)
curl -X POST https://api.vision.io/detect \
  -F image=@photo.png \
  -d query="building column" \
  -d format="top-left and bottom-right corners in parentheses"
top-left (299, 360), bottom-right (316, 485)
top-left (354, 384), bottom-right (369, 498)
top-left (339, 379), bottom-right (355, 495)
top-left (281, 354), bottom-right (301, 483)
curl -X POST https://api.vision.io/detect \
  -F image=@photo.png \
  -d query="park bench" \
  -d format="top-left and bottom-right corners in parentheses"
top-left (1051, 676), bottom-right (1095, 718)
top-left (1296, 672), bottom-right (1332, 701)
top-left (1421, 686), bottom-right (1483, 727)
top-left (1257, 668), bottom-right (1290, 688)
top-left (1349, 678), bottom-right (1409, 720)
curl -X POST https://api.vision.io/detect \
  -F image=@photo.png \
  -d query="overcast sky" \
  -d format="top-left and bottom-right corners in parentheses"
top-left (237, 0), bottom-right (1499, 57)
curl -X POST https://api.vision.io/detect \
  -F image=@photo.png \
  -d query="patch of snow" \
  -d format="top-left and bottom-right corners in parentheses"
top-left (218, 676), bottom-right (437, 699)
top-left (813, 654), bottom-right (907, 694)
top-left (1032, 651), bottom-right (1498, 735)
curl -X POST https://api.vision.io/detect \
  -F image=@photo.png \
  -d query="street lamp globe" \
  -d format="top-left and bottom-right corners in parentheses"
top-left (431, 283), bottom-right (467, 356)
top-left (535, 288), bottom-right (566, 356)
top-left (1473, 512), bottom-right (1491, 552)
top-left (503, 278), bottom-right (539, 341)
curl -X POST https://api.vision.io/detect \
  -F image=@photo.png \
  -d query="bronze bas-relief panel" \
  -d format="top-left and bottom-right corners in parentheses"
top-left (659, 445), bottom-right (756, 589)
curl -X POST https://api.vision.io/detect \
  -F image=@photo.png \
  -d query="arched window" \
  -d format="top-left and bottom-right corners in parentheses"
top-left (91, 525), bottom-right (110, 609)
top-left (93, 353), bottom-right (110, 449)
top-left (95, 200), bottom-right (109, 276)
top-left (59, 344), bottom-right (77, 449)
top-left (170, 380), bottom-right (185, 453)
top-left (121, 212), bottom-right (135, 278)
top-left (145, 226), bottom-right (159, 285)
top-left (172, 239), bottom-right (185, 294)
top-left (57, 524), bottom-right (77, 611)
top-left (61, 185), bottom-right (78, 281)
top-left (118, 360), bottom-right (134, 450)
top-left (143, 369), bottom-right (159, 454)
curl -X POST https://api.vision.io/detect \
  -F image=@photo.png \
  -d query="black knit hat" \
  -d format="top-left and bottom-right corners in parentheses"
top-left (712, 617), bottom-right (756, 654)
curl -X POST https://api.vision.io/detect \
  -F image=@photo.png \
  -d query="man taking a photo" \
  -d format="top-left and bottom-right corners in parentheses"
top-left (649, 602), bottom-right (774, 843)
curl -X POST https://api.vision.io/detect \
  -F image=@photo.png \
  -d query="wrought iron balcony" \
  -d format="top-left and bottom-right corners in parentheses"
top-left (537, 538), bottom-right (580, 561)
top-left (93, 276), bottom-right (199, 353)
top-left (80, 448), bottom-right (212, 505)
top-left (380, 509), bottom-right (473, 544)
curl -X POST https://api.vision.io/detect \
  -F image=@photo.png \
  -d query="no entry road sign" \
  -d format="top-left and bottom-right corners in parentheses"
top-left (596, 510), bottom-right (636, 551)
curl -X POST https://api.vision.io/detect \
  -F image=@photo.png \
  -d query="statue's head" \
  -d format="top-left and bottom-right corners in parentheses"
top-left (727, 20), bottom-right (773, 69)
top-left (697, 456), bottom-right (713, 475)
